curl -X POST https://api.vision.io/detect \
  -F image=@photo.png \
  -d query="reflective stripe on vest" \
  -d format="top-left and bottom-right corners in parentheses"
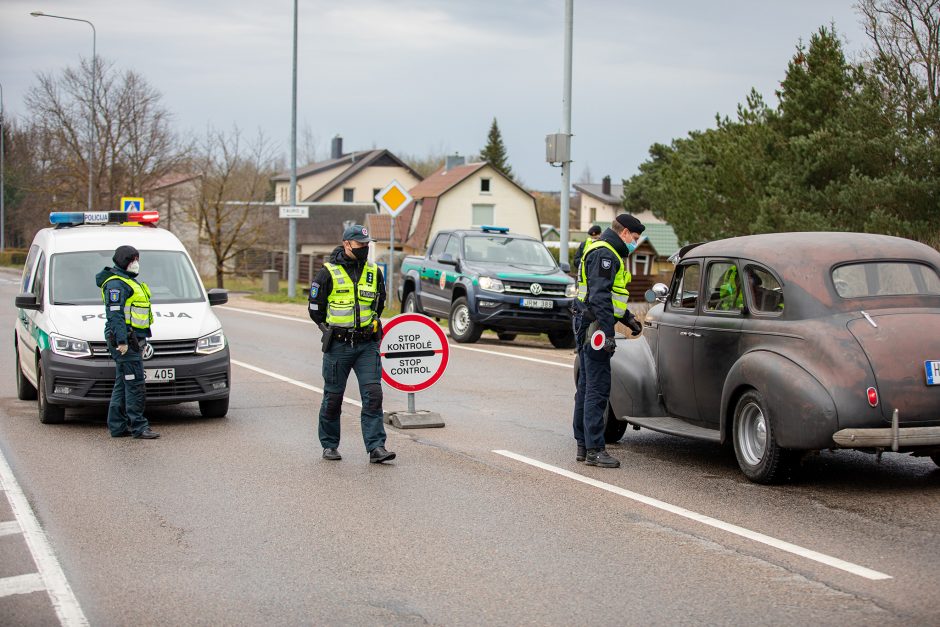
top-left (576, 240), bottom-right (631, 318)
top-left (101, 275), bottom-right (153, 330)
top-left (325, 262), bottom-right (379, 328)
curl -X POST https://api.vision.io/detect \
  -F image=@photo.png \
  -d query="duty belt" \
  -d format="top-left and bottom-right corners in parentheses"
top-left (332, 328), bottom-right (377, 343)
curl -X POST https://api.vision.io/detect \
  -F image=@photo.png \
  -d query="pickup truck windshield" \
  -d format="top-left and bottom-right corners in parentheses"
top-left (51, 250), bottom-right (205, 305)
top-left (463, 236), bottom-right (557, 269)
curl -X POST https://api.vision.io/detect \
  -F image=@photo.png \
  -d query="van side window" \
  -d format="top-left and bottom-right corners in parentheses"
top-left (21, 245), bottom-right (40, 293)
top-left (31, 252), bottom-right (46, 307)
top-left (669, 262), bottom-right (701, 310)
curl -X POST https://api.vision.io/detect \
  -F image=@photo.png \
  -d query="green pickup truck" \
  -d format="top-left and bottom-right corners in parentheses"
top-left (398, 226), bottom-right (577, 347)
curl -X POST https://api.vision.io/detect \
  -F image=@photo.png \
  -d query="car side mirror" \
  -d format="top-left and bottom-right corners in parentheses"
top-left (645, 282), bottom-right (669, 304)
top-left (15, 293), bottom-right (40, 311)
top-left (559, 262), bottom-right (571, 274)
top-left (439, 253), bottom-right (457, 266)
top-left (207, 289), bottom-right (228, 306)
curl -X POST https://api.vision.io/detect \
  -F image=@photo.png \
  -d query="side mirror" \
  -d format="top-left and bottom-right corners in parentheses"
top-left (645, 282), bottom-right (669, 304)
top-left (559, 262), bottom-right (571, 274)
top-left (207, 288), bottom-right (228, 306)
top-left (15, 293), bottom-right (40, 311)
top-left (438, 253), bottom-right (457, 266)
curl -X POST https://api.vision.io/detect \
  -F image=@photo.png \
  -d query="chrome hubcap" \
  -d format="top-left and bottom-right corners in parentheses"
top-left (453, 305), bottom-right (469, 334)
top-left (405, 297), bottom-right (415, 312)
top-left (738, 402), bottom-right (767, 466)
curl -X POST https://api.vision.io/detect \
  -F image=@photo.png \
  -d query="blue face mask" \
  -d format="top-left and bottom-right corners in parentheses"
top-left (626, 240), bottom-right (638, 254)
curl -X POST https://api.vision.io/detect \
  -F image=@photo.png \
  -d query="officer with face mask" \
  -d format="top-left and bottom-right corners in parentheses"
top-left (571, 214), bottom-right (644, 467)
top-left (308, 225), bottom-right (395, 464)
top-left (95, 245), bottom-right (160, 439)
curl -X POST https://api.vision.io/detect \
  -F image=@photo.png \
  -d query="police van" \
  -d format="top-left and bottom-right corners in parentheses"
top-left (14, 211), bottom-right (231, 423)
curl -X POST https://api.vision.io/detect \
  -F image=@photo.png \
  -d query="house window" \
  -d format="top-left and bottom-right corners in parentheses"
top-left (343, 188), bottom-right (354, 202)
top-left (279, 187), bottom-right (288, 203)
top-left (630, 253), bottom-right (652, 276)
top-left (472, 204), bottom-right (494, 226)
top-left (480, 178), bottom-right (491, 193)
top-left (589, 207), bottom-right (597, 223)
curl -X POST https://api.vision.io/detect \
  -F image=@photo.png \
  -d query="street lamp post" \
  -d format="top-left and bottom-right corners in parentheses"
top-left (31, 11), bottom-right (96, 211)
top-left (287, 0), bottom-right (298, 298)
top-left (0, 81), bottom-right (5, 253)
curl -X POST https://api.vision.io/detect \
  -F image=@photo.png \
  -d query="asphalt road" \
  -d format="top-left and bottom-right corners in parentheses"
top-left (1, 272), bottom-right (938, 625)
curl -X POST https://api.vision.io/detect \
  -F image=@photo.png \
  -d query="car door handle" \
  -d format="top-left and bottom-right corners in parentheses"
top-left (679, 331), bottom-right (701, 338)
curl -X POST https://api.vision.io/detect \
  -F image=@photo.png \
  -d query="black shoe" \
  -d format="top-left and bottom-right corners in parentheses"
top-left (585, 449), bottom-right (620, 468)
top-left (369, 446), bottom-right (396, 464)
top-left (134, 428), bottom-right (160, 440)
top-left (576, 444), bottom-right (587, 462)
top-left (322, 448), bottom-right (342, 461)
top-left (111, 430), bottom-right (132, 438)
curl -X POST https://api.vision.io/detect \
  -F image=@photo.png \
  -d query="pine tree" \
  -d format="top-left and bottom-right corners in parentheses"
top-left (479, 117), bottom-right (514, 180)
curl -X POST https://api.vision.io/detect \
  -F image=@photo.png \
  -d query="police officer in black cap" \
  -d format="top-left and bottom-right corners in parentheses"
top-left (571, 214), bottom-right (644, 467)
top-left (308, 224), bottom-right (395, 463)
top-left (573, 224), bottom-right (602, 274)
top-left (95, 245), bottom-right (160, 439)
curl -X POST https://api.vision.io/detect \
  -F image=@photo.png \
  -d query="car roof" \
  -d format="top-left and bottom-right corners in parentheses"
top-left (32, 225), bottom-right (186, 256)
top-left (451, 229), bottom-right (536, 240)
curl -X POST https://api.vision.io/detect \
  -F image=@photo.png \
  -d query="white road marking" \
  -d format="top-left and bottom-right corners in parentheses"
top-left (0, 519), bottom-right (22, 537)
top-left (219, 306), bottom-right (573, 368)
top-left (0, 573), bottom-right (46, 597)
top-left (493, 450), bottom-right (893, 582)
top-left (231, 359), bottom-right (362, 408)
top-left (0, 449), bottom-right (89, 624)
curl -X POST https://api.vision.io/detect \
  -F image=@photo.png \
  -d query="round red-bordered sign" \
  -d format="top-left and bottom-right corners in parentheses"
top-left (380, 313), bottom-right (450, 392)
top-left (590, 329), bottom-right (606, 350)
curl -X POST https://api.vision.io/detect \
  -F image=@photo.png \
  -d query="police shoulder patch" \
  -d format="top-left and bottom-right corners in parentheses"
top-left (310, 282), bottom-right (319, 298)
top-left (108, 289), bottom-right (121, 303)
top-left (601, 258), bottom-right (612, 270)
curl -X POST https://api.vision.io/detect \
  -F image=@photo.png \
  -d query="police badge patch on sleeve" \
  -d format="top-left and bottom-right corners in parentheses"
top-left (599, 257), bottom-right (613, 278)
top-left (310, 282), bottom-right (319, 298)
top-left (108, 289), bottom-right (121, 303)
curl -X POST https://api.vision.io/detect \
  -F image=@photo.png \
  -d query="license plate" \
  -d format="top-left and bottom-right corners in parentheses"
top-left (145, 368), bottom-right (175, 383)
top-left (926, 361), bottom-right (940, 385)
top-left (520, 298), bottom-right (553, 309)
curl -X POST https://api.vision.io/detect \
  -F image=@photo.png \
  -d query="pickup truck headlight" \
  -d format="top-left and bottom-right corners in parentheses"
top-left (49, 333), bottom-right (92, 358)
top-left (565, 282), bottom-right (577, 298)
top-left (478, 276), bottom-right (505, 293)
top-left (196, 329), bottom-right (226, 355)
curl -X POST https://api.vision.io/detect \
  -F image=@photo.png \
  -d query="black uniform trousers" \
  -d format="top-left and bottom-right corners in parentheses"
top-left (571, 313), bottom-right (611, 450)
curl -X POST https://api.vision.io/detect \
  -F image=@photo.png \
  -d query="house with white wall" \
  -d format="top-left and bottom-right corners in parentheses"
top-left (574, 175), bottom-right (662, 231)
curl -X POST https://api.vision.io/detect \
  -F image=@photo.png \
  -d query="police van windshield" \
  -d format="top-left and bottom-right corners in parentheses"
top-left (463, 236), bottom-right (557, 269)
top-left (50, 250), bottom-right (205, 305)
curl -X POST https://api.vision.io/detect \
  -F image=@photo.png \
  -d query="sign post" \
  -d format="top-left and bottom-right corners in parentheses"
top-left (120, 196), bottom-right (144, 212)
top-left (374, 180), bottom-right (413, 307)
top-left (379, 313), bottom-right (448, 428)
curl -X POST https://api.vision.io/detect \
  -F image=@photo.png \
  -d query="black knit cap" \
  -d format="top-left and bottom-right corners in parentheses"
top-left (112, 245), bottom-right (140, 270)
top-left (615, 213), bottom-right (645, 234)
top-left (587, 225), bottom-right (602, 236)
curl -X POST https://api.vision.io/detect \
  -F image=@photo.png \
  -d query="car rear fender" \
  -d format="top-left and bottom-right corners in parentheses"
top-left (721, 350), bottom-right (837, 450)
top-left (608, 337), bottom-right (666, 419)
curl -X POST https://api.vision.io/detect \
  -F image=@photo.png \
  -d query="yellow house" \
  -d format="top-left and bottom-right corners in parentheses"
top-left (574, 176), bottom-right (662, 231)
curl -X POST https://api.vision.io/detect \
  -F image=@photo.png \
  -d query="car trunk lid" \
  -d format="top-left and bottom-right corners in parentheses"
top-left (847, 312), bottom-right (940, 424)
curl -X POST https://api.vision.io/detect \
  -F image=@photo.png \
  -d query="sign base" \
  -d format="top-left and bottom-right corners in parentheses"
top-left (383, 410), bottom-right (445, 429)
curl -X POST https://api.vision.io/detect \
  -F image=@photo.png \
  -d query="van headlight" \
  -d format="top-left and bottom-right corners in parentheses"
top-left (196, 330), bottom-right (226, 355)
top-left (49, 333), bottom-right (92, 358)
top-left (478, 276), bottom-right (504, 293)
top-left (565, 282), bottom-right (577, 298)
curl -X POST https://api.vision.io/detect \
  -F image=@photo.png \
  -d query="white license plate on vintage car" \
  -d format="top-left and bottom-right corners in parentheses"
top-left (520, 298), bottom-right (553, 309)
top-left (145, 368), bottom-right (176, 383)
top-left (925, 361), bottom-right (940, 385)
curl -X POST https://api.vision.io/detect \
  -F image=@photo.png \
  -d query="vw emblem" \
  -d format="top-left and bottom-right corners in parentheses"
top-left (529, 283), bottom-right (543, 296)
top-left (141, 342), bottom-right (154, 360)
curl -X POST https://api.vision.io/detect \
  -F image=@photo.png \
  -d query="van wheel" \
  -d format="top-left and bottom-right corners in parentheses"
top-left (199, 397), bottom-right (229, 418)
top-left (403, 292), bottom-right (421, 314)
top-left (15, 344), bottom-right (37, 401)
top-left (449, 297), bottom-right (482, 343)
top-left (496, 332), bottom-right (516, 342)
top-left (733, 390), bottom-right (793, 484)
top-left (548, 329), bottom-right (575, 349)
top-left (37, 360), bottom-right (65, 424)
top-left (604, 403), bottom-right (628, 443)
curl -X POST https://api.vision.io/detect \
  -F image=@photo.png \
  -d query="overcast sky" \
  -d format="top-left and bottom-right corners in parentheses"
top-left (1, 0), bottom-right (869, 191)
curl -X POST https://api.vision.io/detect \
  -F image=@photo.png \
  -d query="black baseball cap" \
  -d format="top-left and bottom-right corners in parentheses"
top-left (342, 224), bottom-right (372, 243)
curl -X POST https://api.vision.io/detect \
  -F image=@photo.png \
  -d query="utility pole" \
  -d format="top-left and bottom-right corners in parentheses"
top-left (287, 0), bottom-right (299, 298)
top-left (0, 81), bottom-right (5, 253)
top-left (559, 0), bottom-right (574, 268)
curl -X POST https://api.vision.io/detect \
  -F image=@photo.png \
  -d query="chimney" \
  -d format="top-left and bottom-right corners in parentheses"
top-left (331, 135), bottom-right (343, 160)
top-left (444, 153), bottom-right (465, 172)
top-left (602, 175), bottom-right (611, 196)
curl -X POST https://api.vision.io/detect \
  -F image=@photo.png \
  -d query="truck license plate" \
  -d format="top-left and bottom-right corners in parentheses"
top-left (145, 367), bottom-right (175, 383)
top-left (926, 361), bottom-right (940, 385)
top-left (520, 298), bottom-right (553, 309)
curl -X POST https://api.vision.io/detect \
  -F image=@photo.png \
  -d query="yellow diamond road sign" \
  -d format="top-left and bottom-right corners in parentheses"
top-left (375, 180), bottom-right (413, 218)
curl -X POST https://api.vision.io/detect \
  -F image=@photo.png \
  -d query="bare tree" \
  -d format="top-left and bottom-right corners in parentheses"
top-left (187, 126), bottom-right (277, 288)
top-left (299, 122), bottom-right (320, 164)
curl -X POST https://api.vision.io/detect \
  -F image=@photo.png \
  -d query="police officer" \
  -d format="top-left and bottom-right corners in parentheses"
top-left (95, 245), bottom-right (160, 439)
top-left (571, 214), bottom-right (644, 467)
top-left (573, 224), bottom-right (602, 274)
top-left (308, 225), bottom-right (396, 464)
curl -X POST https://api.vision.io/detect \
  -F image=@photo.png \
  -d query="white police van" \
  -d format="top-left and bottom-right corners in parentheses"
top-left (14, 211), bottom-right (230, 423)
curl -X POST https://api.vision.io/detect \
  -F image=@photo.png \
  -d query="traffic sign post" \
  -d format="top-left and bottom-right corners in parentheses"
top-left (375, 180), bottom-right (413, 307)
top-left (120, 196), bottom-right (144, 212)
top-left (380, 313), bottom-right (448, 429)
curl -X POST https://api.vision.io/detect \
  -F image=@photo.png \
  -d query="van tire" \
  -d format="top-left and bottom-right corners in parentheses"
top-left (37, 360), bottom-right (65, 424)
top-left (548, 329), bottom-right (575, 349)
top-left (449, 297), bottom-right (482, 343)
top-left (199, 397), bottom-right (229, 418)
top-left (15, 343), bottom-right (37, 401)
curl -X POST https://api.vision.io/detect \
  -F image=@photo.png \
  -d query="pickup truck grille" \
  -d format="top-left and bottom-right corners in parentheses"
top-left (502, 280), bottom-right (569, 298)
top-left (89, 339), bottom-right (198, 359)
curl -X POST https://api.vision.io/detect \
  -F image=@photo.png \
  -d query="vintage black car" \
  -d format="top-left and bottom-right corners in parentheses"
top-left (601, 232), bottom-right (940, 483)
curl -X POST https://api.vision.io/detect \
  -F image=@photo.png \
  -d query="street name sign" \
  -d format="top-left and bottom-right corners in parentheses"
top-left (279, 205), bottom-right (309, 219)
top-left (380, 313), bottom-right (449, 392)
top-left (375, 180), bottom-right (413, 218)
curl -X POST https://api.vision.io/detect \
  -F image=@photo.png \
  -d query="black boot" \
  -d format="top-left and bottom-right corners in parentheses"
top-left (369, 446), bottom-right (396, 464)
top-left (585, 449), bottom-right (620, 468)
top-left (576, 444), bottom-right (587, 462)
top-left (322, 448), bottom-right (342, 461)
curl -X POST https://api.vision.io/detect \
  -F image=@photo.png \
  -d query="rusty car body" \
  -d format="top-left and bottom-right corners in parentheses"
top-left (603, 232), bottom-right (940, 483)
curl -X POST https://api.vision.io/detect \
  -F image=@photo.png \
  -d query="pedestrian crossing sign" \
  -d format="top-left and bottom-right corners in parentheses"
top-left (120, 197), bottom-right (144, 212)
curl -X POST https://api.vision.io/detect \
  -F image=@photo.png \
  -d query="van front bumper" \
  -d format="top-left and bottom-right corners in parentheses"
top-left (42, 347), bottom-right (231, 406)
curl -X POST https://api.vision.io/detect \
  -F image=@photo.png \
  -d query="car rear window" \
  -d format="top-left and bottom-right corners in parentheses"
top-left (832, 262), bottom-right (940, 298)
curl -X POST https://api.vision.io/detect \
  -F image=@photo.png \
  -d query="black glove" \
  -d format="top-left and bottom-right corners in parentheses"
top-left (625, 310), bottom-right (643, 336)
top-left (603, 337), bottom-right (616, 354)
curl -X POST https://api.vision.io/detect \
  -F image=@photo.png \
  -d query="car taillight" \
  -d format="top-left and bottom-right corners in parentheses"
top-left (867, 387), bottom-right (879, 407)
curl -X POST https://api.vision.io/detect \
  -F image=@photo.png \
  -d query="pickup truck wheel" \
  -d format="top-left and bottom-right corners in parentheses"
top-left (199, 397), bottom-right (229, 418)
top-left (37, 360), bottom-right (65, 424)
top-left (604, 403), bottom-right (628, 443)
top-left (496, 332), bottom-right (516, 342)
top-left (548, 329), bottom-right (575, 349)
top-left (403, 292), bottom-right (421, 314)
top-left (733, 390), bottom-right (793, 484)
top-left (15, 343), bottom-right (37, 401)
top-left (449, 297), bottom-right (482, 343)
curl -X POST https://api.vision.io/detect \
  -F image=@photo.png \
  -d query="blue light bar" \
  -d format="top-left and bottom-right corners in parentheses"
top-left (49, 211), bottom-right (160, 227)
top-left (480, 225), bottom-right (510, 233)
